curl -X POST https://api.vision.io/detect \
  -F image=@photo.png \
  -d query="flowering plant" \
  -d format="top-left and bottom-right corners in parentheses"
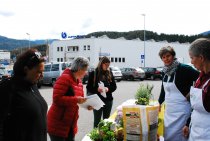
top-left (89, 119), bottom-right (123, 141)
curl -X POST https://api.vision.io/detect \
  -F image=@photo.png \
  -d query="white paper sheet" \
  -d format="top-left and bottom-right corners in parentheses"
top-left (79, 94), bottom-right (105, 110)
top-left (98, 81), bottom-right (106, 98)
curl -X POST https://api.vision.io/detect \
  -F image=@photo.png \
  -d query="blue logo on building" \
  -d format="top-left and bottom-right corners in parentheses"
top-left (61, 32), bottom-right (67, 39)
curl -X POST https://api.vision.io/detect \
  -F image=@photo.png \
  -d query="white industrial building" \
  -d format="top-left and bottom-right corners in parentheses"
top-left (49, 36), bottom-right (191, 68)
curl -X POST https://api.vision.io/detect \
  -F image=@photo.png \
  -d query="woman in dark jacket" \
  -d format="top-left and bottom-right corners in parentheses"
top-left (47, 57), bottom-right (91, 141)
top-left (0, 49), bottom-right (47, 141)
top-left (87, 56), bottom-right (117, 128)
top-left (158, 46), bottom-right (199, 141)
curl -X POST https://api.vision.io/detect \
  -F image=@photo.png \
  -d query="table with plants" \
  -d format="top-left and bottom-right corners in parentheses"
top-left (82, 84), bottom-right (164, 141)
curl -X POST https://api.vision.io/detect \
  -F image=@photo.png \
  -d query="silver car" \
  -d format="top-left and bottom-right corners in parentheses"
top-left (121, 67), bottom-right (145, 81)
top-left (110, 66), bottom-right (123, 82)
top-left (42, 62), bottom-right (69, 86)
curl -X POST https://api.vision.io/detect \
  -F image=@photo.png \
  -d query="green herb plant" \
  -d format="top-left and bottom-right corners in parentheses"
top-left (135, 83), bottom-right (154, 105)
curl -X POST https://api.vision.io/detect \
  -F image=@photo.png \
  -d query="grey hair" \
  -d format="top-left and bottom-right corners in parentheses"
top-left (189, 38), bottom-right (210, 61)
top-left (70, 57), bottom-right (89, 72)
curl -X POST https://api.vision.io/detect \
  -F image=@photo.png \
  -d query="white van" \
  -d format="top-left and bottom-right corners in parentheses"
top-left (42, 62), bottom-right (71, 86)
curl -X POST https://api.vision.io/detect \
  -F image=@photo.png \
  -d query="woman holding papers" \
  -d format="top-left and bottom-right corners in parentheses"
top-left (47, 57), bottom-right (92, 141)
top-left (87, 56), bottom-right (117, 128)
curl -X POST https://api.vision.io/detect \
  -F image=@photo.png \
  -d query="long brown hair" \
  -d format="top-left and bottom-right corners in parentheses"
top-left (96, 56), bottom-right (112, 82)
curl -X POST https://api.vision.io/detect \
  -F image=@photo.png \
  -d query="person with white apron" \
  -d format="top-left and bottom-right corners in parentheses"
top-left (158, 46), bottom-right (199, 141)
top-left (181, 38), bottom-right (210, 141)
top-left (189, 78), bottom-right (210, 141)
top-left (163, 73), bottom-right (191, 141)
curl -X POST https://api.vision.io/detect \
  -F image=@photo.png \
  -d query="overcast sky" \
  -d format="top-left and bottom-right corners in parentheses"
top-left (0, 0), bottom-right (209, 40)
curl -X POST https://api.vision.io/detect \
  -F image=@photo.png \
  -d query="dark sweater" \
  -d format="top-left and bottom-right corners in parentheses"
top-left (1, 77), bottom-right (48, 141)
top-left (158, 63), bottom-right (199, 105)
top-left (86, 69), bottom-right (117, 102)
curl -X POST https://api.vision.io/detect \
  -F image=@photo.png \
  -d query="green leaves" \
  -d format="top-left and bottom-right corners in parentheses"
top-left (135, 83), bottom-right (154, 105)
top-left (89, 120), bottom-right (118, 141)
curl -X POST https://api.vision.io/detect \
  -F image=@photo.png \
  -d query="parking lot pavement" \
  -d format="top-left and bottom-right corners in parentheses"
top-left (39, 80), bottom-right (162, 141)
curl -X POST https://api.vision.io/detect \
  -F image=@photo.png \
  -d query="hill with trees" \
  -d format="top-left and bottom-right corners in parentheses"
top-left (85, 30), bottom-right (210, 43)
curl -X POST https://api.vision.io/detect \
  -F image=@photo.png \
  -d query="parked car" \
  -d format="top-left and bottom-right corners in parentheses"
top-left (0, 67), bottom-right (11, 81)
top-left (42, 62), bottom-right (69, 86)
top-left (141, 67), bottom-right (162, 80)
top-left (109, 66), bottom-right (123, 82)
top-left (120, 67), bottom-right (145, 81)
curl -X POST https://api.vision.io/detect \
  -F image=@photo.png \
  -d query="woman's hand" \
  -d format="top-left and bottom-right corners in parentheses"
top-left (105, 87), bottom-right (109, 92)
top-left (77, 97), bottom-right (87, 104)
top-left (159, 105), bottom-right (161, 112)
top-left (87, 106), bottom-right (94, 110)
top-left (98, 87), bottom-right (103, 93)
top-left (182, 126), bottom-right (190, 138)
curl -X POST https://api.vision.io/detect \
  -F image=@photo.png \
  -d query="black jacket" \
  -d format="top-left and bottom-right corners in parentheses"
top-left (86, 69), bottom-right (117, 102)
top-left (0, 77), bottom-right (47, 141)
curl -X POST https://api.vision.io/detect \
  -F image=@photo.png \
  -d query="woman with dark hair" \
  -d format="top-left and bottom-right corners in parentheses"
top-left (182, 38), bottom-right (210, 141)
top-left (0, 49), bottom-right (47, 141)
top-left (158, 46), bottom-right (199, 141)
top-left (86, 56), bottom-right (117, 128)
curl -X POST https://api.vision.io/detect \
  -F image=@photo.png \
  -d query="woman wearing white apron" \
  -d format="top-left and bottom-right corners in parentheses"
top-left (158, 46), bottom-right (199, 141)
top-left (182, 38), bottom-right (210, 141)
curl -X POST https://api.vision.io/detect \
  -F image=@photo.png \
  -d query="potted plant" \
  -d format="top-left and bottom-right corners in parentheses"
top-left (135, 83), bottom-right (154, 105)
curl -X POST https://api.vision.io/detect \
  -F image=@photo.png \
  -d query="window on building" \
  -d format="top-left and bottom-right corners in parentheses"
top-left (57, 47), bottom-right (59, 52)
top-left (68, 47), bottom-right (70, 51)
top-left (119, 58), bottom-right (121, 62)
top-left (115, 58), bottom-right (118, 62)
top-left (111, 57), bottom-right (114, 62)
top-left (88, 45), bottom-right (90, 50)
top-left (73, 47), bottom-right (75, 51)
top-left (84, 45), bottom-right (86, 50)
top-left (122, 58), bottom-right (125, 62)
top-left (61, 47), bottom-right (63, 51)
top-left (57, 58), bottom-right (60, 62)
top-left (76, 46), bottom-right (79, 51)
top-left (61, 58), bottom-right (63, 62)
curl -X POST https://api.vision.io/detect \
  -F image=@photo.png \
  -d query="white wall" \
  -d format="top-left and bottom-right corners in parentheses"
top-left (49, 38), bottom-right (191, 68)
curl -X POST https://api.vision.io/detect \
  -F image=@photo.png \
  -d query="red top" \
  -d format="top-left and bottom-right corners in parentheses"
top-left (47, 69), bottom-right (84, 137)
top-left (195, 71), bottom-right (210, 112)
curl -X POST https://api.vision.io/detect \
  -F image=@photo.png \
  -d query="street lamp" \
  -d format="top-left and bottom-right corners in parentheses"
top-left (26, 33), bottom-right (30, 49)
top-left (141, 14), bottom-right (146, 67)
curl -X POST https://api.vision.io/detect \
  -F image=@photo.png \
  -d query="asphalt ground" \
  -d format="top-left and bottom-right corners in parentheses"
top-left (39, 79), bottom-right (162, 141)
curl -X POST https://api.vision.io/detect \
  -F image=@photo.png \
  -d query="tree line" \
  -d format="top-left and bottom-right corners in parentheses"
top-left (85, 30), bottom-right (210, 43)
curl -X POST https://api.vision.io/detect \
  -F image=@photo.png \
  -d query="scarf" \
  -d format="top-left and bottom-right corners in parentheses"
top-left (163, 59), bottom-right (180, 76)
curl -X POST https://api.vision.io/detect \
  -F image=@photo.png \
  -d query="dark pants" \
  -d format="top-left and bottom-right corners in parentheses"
top-left (49, 128), bottom-right (75, 141)
top-left (93, 100), bottom-right (113, 128)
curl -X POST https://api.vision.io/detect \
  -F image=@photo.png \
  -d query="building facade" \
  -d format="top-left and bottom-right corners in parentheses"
top-left (49, 37), bottom-right (191, 68)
